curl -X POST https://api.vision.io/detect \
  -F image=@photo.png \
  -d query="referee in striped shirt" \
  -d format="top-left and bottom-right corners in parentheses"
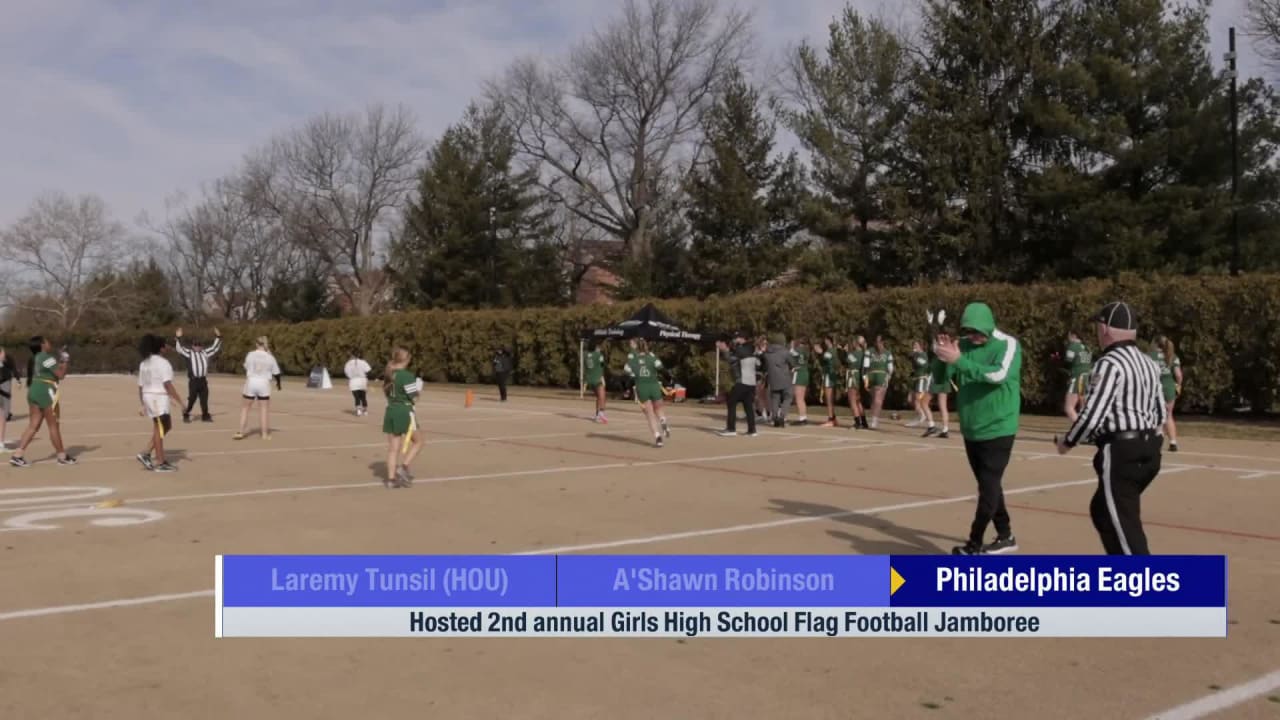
top-left (174, 327), bottom-right (222, 423)
top-left (1056, 302), bottom-right (1167, 555)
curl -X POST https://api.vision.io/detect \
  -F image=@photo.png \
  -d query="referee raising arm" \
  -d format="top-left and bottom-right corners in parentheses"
top-left (175, 327), bottom-right (222, 423)
top-left (1056, 302), bottom-right (1167, 555)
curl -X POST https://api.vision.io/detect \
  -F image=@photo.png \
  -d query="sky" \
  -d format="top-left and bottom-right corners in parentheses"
top-left (0, 0), bottom-right (1264, 232)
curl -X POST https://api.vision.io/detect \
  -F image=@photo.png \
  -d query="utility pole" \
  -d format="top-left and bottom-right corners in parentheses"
top-left (489, 205), bottom-right (497, 306)
top-left (1227, 27), bottom-right (1241, 276)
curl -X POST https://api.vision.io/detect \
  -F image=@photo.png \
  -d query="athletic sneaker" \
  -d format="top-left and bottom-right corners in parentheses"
top-left (182, 414), bottom-right (192, 424)
top-left (793, 417), bottom-right (808, 426)
top-left (952, 542), bottom-right (982, 556)
top-left (9, 456), bottom-right (29, 468)
top-left (137, 453), bottom-right (155, 471)
top-left (717, 430), bottom-right (737, 437)
top-left (938, 430), bottom-right (950, 439)
top-left (233, 432), bottom-right (246, 440)
top-left (655, 435), bottom-right (664, 448)
top-left (153, 462), bottom-right (177, 473)
top-left (745, 431), bottom-right (759, 438)
top-left (57, 455), bottom-right (77, 466)
top-left (982, 536), bottom-right (1018, 554)
top-left (1169, 442), bottom-right (1179, 452)
top-left (661, 418), bottom-right (670, 438)
top-left (396, 465), bottom-right (413, 487)
top-left (921, 426), bottom-right (939, 438)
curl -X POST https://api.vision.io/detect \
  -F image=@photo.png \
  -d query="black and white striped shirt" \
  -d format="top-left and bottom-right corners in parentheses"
top-left (1063, 341), bottom-right (1167, 447)
top-left (175, 336), bottom-right (222, 379)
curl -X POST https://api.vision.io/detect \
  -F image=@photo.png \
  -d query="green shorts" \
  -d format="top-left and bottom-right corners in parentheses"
top-left (383, 404), bottom-right (415, 436)
top-left (845, 372), bottom-right (861, 391)
top-left (586, 376), bottom-right (604, 390)
top-left (929, 381), bottom-right (950, 395)
top-left (792, 370), bottom-right (809, 387)
top-left (866, 372), bottom-right (889, 389)
top-left (635, 383), bottom-right (663, 403)
top-left (1162, 380), bottom-right (1178, 403)
top-left (1067, 373), bottom-right (1089, 396)
top-left (913, 376), bottom-right (930, 394)
top-left (28, 382), bottom-right (57, 410)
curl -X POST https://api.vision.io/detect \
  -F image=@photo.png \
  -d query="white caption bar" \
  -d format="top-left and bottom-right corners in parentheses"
top-left (218, 606), bottom-right (1226, 638)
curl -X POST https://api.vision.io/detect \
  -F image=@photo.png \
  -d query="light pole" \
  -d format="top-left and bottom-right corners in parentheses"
top-left (1227, 27), bottom-right (1240, 276)
top-left (488, 205), bottom-right (497, 306)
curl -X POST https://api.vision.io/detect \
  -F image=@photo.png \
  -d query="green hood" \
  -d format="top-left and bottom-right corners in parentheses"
top-left (960, 303), bottom-right (996, 336)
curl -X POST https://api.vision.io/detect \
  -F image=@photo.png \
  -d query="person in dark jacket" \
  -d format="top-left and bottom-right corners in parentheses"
top-left (717, 331), bottom-right (760, 437)
top-left (492, 347), bottom-right (513, 402)
top-left (762, 334), bottom-right (797, 427)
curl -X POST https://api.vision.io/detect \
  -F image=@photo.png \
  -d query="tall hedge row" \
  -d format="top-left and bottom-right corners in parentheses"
top-left (3, 274), bottom-right (1277, 414)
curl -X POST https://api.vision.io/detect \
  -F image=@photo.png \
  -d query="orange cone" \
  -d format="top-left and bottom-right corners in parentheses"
top-left (465, 389), bottom-right (474, 408)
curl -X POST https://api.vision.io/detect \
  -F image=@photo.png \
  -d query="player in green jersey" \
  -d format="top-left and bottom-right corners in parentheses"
top-left (862, 336), bottom-right (894, 430)
top-left (584, 341), bottom-right (608, 423)
top-left (923, 348), bottom-right (953, 438)
top-left (625, 338), bottom-right (670, 447)
top-left (789, 339), bottom-right (810, 425)
top-left (1150, 335), bottom-right (1182, 452)
top-left (844, 336), bottom-right (868, 430)
top-left (907, 340), bottom-right (931, 428)
top-left (812, 339), bottom-right (839, 426)
top-left (1063, 331), bottom-right (1093, 422)
top-left (381, 347), bottom-right (426, 488)
top-left (9, 335), bottom-right (76, 467)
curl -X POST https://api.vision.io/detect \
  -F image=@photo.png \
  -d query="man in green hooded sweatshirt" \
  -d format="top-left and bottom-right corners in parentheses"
top-left (934, 302), bottom-right (1023, 555)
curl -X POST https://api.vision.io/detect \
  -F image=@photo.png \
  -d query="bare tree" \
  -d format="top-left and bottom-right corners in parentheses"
top-left (0, 192), bottom-right (132, 332)
top-left (1247, 0), bottom-right (1280, 71)
top-left (489, 0), bottom-right (751, 266)
top-left (250, 103), bottom-right (426, 315)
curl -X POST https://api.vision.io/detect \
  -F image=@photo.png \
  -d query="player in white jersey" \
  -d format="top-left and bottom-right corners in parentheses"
top-left (344, 350), bottom-right (373, 416)
top-left (135, 334), bottom-right (184, 472)
top-left (235, 336), bottom-right (281, 440)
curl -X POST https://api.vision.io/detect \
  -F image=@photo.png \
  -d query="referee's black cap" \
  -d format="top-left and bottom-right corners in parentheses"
top-left (1096, 301), bottom-right (1138, 330)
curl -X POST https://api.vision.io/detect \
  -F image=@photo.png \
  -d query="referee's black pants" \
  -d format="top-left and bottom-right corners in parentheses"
top-left (964, 435), bottom-right (1015, 545)
top-left (1090, 431), bottom-right (1162, 555)
top-left (185, 377), bottom-right (210, 419)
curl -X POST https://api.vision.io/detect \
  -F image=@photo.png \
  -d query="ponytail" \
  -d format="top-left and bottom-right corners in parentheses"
top-left (1163, 337), bottom-right (1175, 363)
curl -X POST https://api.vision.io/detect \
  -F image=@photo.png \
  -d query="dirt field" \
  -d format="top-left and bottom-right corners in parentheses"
top-left (1, 375), bottom-right (1277, 719)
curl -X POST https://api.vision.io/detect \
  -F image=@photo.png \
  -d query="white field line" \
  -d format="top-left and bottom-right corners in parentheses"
top-left (1142, 668), bottom-right (1280, 720)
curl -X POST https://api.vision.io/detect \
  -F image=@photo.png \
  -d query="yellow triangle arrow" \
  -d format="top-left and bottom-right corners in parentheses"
top-left (890, 567), bottom-right (906, 596)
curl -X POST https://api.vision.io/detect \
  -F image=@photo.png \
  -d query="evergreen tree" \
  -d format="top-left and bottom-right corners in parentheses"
top-left (783, 8), bottom-right (912, 286)
top-left (393, 101), bottom-right (559, 309)
top-left (682, 68), bottom-right (803, 298)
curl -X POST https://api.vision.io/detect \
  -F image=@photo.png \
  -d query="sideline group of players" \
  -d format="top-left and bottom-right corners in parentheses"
top-left (578, 324), bottom-right (1186, 452)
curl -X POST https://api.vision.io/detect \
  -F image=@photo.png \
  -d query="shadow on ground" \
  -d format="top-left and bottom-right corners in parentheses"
top-left (767, 498), bottom-right (965, 555)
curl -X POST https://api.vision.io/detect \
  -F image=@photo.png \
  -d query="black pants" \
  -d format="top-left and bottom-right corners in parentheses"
top-left (726, 383), bottom-right (756, 433)
top-left (964, 435), bottom-right (1015, 545)
top-left (496, 372), bottom-right (509, 401)
top-left (352, 390), bottom-right (367, 409)
top-left (185, 377), bottom-right (210, 418)
top-left (1090, 432), bottom-right (1163, 555)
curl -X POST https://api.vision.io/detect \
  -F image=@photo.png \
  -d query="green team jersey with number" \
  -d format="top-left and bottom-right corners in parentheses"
top-left (791, 349), bottom-right (809, 384)
top-left (846, 349), bottom-right (864, 378)
top-left (386, 369), bottom-right (421, 406)
top-left (33, 351), bottom-right (60, 384)
top-left (626, 353), bottom-right (663, 388)
top-left (820, 351), bottom-right (837, 382)
top-left (1150, 349), bottom-right (1180, 381)
top-left (1065, 341), bottom-right (1092, 379)
top-left (585, 350), bottom-right (605, 384)
top-left (865, 350), bottom-right (893, 376)
top-left (911, 351), bottom-right (929, 379)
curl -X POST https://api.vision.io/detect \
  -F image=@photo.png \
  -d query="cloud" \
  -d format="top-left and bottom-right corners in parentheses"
top-left (0, 0), bottom-right (1256, 232)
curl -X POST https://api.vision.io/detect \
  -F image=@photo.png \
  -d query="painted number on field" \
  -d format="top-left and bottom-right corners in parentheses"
top-left (0, 487), bottom-right (166, 533)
